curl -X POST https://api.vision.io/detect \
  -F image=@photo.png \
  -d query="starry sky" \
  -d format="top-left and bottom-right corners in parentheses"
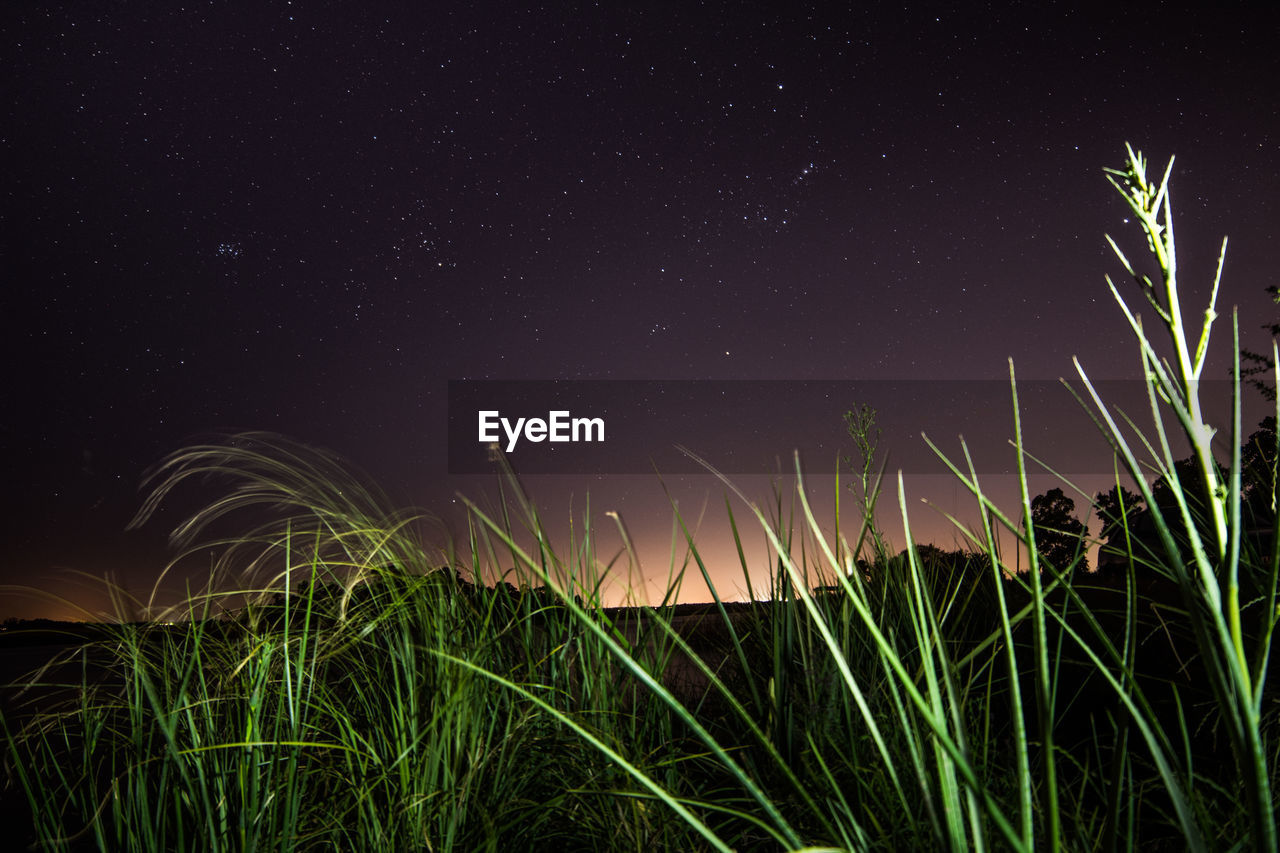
top-left (4, 2), bottom-right (1279, 618)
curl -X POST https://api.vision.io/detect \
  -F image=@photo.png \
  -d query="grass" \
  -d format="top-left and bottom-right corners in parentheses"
top-left (2, 143), bottom-right (1278, 850)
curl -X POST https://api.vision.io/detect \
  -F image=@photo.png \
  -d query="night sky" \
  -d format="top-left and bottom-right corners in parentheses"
top-left (5, 2), bottom-right (1279, 618)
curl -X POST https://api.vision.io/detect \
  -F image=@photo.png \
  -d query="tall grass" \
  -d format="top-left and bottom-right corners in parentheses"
top-left (3, 144), bottom-right (1277, 850)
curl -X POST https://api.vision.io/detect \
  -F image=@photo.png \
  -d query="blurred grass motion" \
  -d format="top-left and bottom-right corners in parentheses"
top-left (3, 144), bottom-right (1278, 850)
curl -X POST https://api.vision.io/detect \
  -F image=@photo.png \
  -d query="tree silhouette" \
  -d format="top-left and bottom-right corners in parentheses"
top-left (1241, 284), bottom-right (1280, 401)
top-left (1028, 487), bottom-right (1088, 571)
top-left (1242, 417), bottom-right (1277, 509)
top-left (1093, 485), bottom-right (1145, 576)
top-left (1089, 423), bottom-right (1274, 579)
top-left (1095, 485), bottom-right (1143, 537)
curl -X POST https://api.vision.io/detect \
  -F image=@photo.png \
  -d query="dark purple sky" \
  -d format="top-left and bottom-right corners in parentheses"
top-left (5, 2), bottom-right (1279, 617)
